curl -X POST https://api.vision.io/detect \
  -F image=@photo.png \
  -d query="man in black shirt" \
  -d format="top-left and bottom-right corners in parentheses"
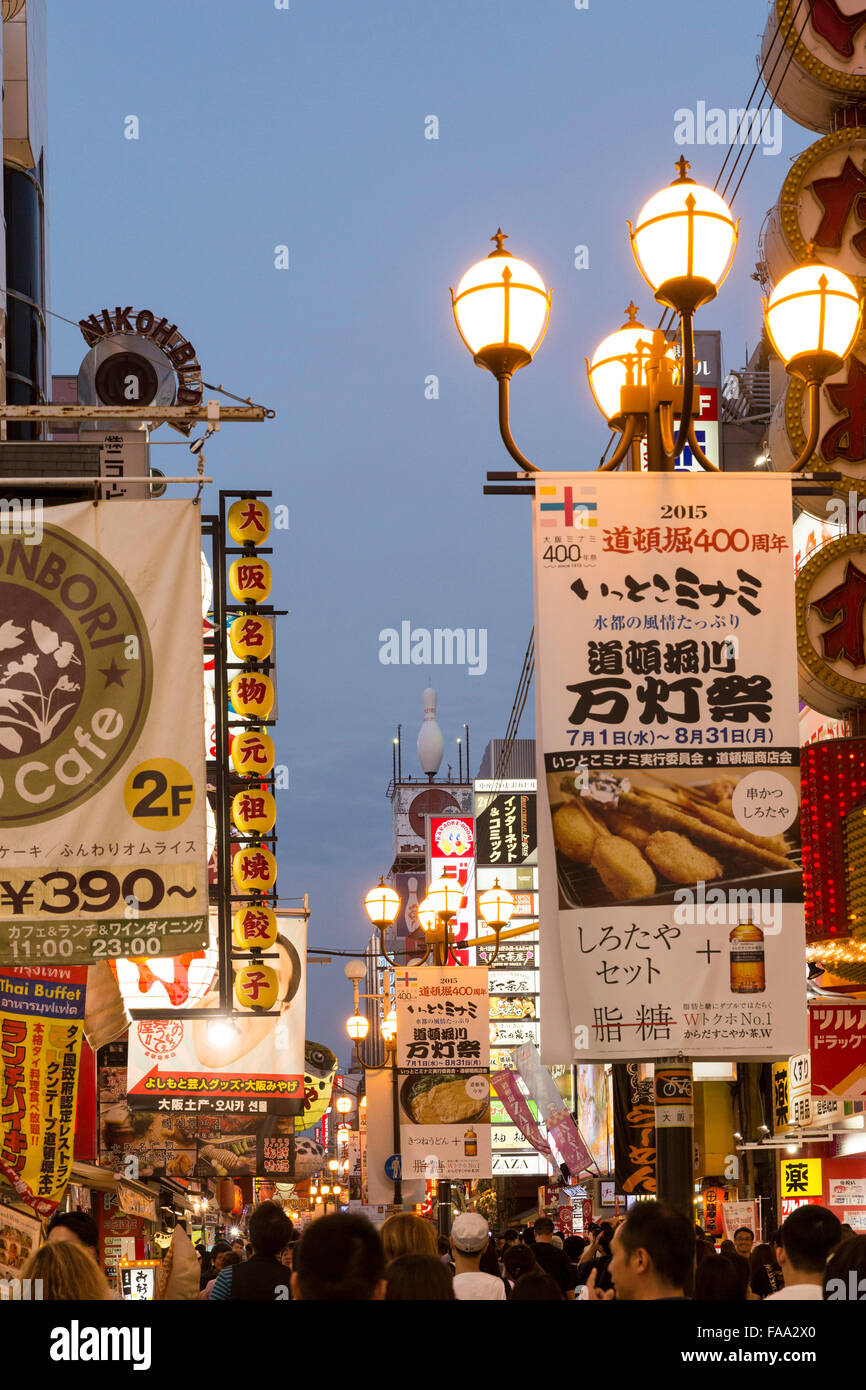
top-left (531, 1217), bottom-right (576, 1299)
top-left (210, 1202), bottom-right (292, 1301)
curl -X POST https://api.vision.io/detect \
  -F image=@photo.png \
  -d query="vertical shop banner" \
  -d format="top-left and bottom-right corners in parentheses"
top-left (490, 1069), bottom-right (552, 1161)
top-left (0, 965), bottom-right (86, 1213)
top-left (475, 792), bottom-right (537, 867)
top-left (612, 1062), bottom-right (656, 1196)
top-left (426, 816), bottom-right (476, 965)
top-left (512, 1043), bottom-right (593, 1178)
top-left (533, 473), bottom-right (806, 1060)
top-left (0, 501), bottom-right (208, 965)
top-left (395, 966), bottom-right (491, 1181)
top-left (810, 1004), bottom-right (866, 1099)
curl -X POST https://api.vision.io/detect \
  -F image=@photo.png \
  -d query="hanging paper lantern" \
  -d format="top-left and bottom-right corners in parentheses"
top-left (232, 844), bottom-right (277, 893)
top-left (229, 672), bottom-right (275, 719)
top-left (232, 787), bottom-right (277, 834)
top-left (231, 730), bottom-right (275, 777)
top-left (235, 963), bottom-right (280, 1011)
top-left (229, 557), bottom-right (272, 604)
top-left (233, 903), bottom-right (279, 952)
top-left (230, 614), bottom-right (274, 661)
top-left (227, 497), bottom-right (271, 545)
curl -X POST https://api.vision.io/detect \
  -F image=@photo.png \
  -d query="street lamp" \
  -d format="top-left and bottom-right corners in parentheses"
top-left (335, 1094), bottom-right (353, 1116)
top-left (477, 878), bottom-right (515, 951)
top-left (763, 256), bottom-right (862, 471)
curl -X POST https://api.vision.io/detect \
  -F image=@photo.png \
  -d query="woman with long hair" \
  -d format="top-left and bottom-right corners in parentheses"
top-left (23, 1241), bottom-right (113, 1300)
top-left (380, 1213), bottom-right (438, 1265)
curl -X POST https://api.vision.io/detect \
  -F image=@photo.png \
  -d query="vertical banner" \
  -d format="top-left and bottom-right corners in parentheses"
top-left (533, 473), bottom-right (806, 1060)
top-left (426, 816), bottom-right (476, 965)
top-left (0, 965), bottom-right (87, 1213)
top-left (612, 1062), bottom-right (656, 1196)
top-left (0, 501), bottom-right (208, 965)
top-left (512, 1043), bottom-right (593, 1178)
top-left (490, 1069), bottom-right (553, 1161)
top-left (395, 965), bottom-right (491, 1181)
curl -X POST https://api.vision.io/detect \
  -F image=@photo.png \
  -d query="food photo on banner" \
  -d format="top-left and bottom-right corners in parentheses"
top-left (534, 473), bottom-right (807, 1061)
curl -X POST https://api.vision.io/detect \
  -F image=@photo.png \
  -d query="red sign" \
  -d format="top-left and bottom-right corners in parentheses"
top-left (428, 815), bottom-right (476, 965)
top-left (801, 739), bottom-right (866, 946)
top-left (810, 1003), bottom-right (866, 1099)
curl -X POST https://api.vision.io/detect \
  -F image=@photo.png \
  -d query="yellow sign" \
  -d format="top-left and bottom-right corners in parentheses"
top-left (233, 903), bottom-right (278, 951)
top-left (228, 558), bottom-right (272, 604)
top-left (234, 963), bottom-right (279, 1011)
top-left (227, 498), bottom-right (271, 546)
top-left (232, 844), bottom-right (277, 894)
top-left (229, 672), bottom-right (275, 719)
top-left (781, 1157), bottom-right (823, 1198)
top-left (229, 614), bottom-right (274, 661)
top-left (772, 1060), bottom-right (789, 1132)
top-left (232, 788), bottom-right (277, 834)
top-left (231, 730), bottom-right (275, 778)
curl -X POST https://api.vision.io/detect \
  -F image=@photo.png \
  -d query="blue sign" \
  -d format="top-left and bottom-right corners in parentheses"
top-left (384, 1154), bottom-right (402, 1181)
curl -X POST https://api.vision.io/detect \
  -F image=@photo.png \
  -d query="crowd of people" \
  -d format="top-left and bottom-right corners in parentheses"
top-left (16, 1198), bottom-right (866, 1302)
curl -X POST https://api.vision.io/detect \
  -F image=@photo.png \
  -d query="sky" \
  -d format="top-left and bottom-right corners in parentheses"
top-left (45, 0), bottom-right (814, 1060)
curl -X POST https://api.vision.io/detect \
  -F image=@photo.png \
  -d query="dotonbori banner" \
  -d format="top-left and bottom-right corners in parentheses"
top-left (395, 966), bottom-right (491, 1181)
top-left (533, 474), bottom-right (806, 1061)
top-left (0, 964), bottom-right (87, 1214)
top-left (0, 501), bottom-right (208, 966)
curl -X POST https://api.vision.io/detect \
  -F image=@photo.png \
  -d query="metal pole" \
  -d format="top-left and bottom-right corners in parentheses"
top-left (653, 1058), bottom-right (694, 1217)
top-left (391, 1054), bottom-right (403, 1208)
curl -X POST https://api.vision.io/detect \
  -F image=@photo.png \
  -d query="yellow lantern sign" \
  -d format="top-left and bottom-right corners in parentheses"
top-left (229, 558), bottom-right (272, 604)
top-left (230, 614), bottom-right (274, 661)
top-left (229, 672), bottom-right (275, 719)
top-left (234, 963), bottom-right (279, 1011)
top-left (231, 730), bottom-right (275, 778)
top-left (232, 787), bottom-right (277, 835)
top-left (232, 844), bottom-right (277, 893)
top-left (232, 903), bottom-right (279, 951)
top-left (227, 497), bottom-right (271, 546)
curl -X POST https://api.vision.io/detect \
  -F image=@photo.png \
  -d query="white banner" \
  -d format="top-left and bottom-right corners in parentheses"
top-left (722, 1199), bottom-right (759, 1241)
top-left (534, 474), bottom-right (807, 1061)
top-left (395, 965), bottom-right (491, 1180)
top-left (0, 501), bottom-right (207, 964)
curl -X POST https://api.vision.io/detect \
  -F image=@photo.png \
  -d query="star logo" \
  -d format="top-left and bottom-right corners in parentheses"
top-left (100, 659), bottom-right (128, 688)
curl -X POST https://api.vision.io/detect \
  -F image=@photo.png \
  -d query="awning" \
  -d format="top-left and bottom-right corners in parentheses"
top-left (69, 1162), bottom-right (119, 1194)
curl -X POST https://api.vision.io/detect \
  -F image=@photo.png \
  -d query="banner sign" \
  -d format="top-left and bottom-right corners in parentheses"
top-left (512, 1043), bottom-right (593, 1178)
top-left (0, 964), bottom-right (86, 1213)
top-left (491, 1068), bottom-right (552, 1161)
top-left (810, 1003), bottom-right (866, 1099)
top-left (533, 473), bottom-right (806, 1060)
top-left (781, 1157), bottom-right (822, 1198)
top-left (426, 816), bottom-right (476, 965)
top-left (395, 965), bottom-right (491, 1181)
top-left (475, 792), bottom-right (537, 867)
top-left (613, 1062), bottom-right (656, 1195)
top-left (721, 1199), bottom-right (758, 1241)
top-left (0, 501), bottom-right (208, 965)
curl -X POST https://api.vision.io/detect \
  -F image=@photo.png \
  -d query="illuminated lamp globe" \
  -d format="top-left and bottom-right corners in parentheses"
top-left (346, 1013), bottom-right (370, 1042)
top-left (344, 959), bottom-right (367, 983)
top-left (364, 876), bottom-right (400, 930)
top-left (328, 1159), bottom-right (339, 1173)
top-left (629, 160), bottom-right (738, 313)
top-left (425, 874), bottom-right (464, 920)
top-left (478, 878), bottom-right (515, 930)
top-left (337, 1126), bottom-right (350, 1145)
top-left (380, 1009), bottom-right (398, 1044)
top-left (451, 230), bottom-right (551, 378)
top-left (586, 305), bottom-right (679, 425)
top-left (320, 1185), bottom-right (330, 1196)
top-left (333, 1186), bottom-right (342, 1197)
top-left (417, 900), bottom-right (437, 934)
top-left (763, 263), bottom-right (862, 383)
top-left (335, 1094), bottom-right (353, 1114)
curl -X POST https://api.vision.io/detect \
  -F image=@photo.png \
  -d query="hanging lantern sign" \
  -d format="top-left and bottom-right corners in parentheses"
top-left (233, 903), bottom-right (279, 952)
top-left (230, 613), bottom-right (274, 661)
top-left (232, 843), bottom-right (277, 894)
top-left (234, 963), bottom-right (280, 1011)
top-left (229, 672), bottom-right (275, 719)
top-left (229, 557), bottom-right (272, 604)
top-left (232, 787), bottom-right (277, 835)
top-left (231, 730), bottom-right (276, 778)
top-left (227, 497), bottom-right (271, 545)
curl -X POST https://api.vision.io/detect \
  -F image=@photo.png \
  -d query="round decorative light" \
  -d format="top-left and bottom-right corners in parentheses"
top-left (335, 1094), bottom-right (353, 1114)
top-left (764, 263), bottom-right (861, 381)
top-left (234, 963), bottom-right (280, 1012)
top-left (629, 161), bottom-right (738, 313)
top-left (227, 497), bottom-right (271, 545)
top-left (231, 729), bottom-right (276, 778)
top-left (232, 902), bottom-right (279, 952)
top-left (344, 958), bottom-right (368, 983)
top-left (417, 900), bottom-right (437, 933)
top-left (232, 843), bottom-right (277, 894)
top-left (346, 1013), bottom-right (370, 1041)
top-left (228, 557), bottom-right (272, 604)
top-left (452, 230), bottom-right (551, 375)
top-left (586, 305), bottom-right (678, 423)
top-left (364, 876), bottom-right (401, 929)
top-left (229, 672), bottom-right (275, 720)
top-left (425, 874), bottom-right (464, 919)
top-left (478, 878), bottom-right (515, 929)
top-left (380, 1008), bottom-right (398, 1044)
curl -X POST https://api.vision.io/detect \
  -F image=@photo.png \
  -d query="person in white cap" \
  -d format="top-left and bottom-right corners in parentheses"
top-left (450, 1214), bottom-right (507, 1301)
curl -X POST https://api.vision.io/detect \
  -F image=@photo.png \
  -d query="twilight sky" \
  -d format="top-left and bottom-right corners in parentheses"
top-left (46, 0), bottom-right (812, 1058)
